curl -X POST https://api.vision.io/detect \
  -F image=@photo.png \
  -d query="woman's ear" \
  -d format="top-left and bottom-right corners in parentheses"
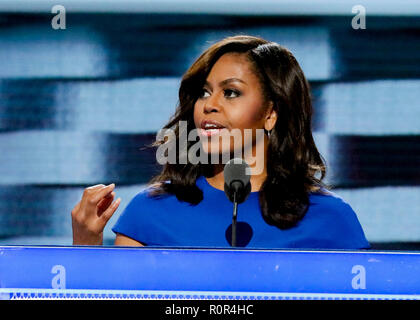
top-left (264, 101), bottom-right (277, 131)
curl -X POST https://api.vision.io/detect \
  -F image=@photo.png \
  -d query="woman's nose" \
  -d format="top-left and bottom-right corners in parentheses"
top-left (203, 94), bottom-right (222, 114)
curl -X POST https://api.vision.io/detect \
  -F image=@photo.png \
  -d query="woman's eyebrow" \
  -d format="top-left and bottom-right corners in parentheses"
top-left (204, 78), bottom-right (247, 88)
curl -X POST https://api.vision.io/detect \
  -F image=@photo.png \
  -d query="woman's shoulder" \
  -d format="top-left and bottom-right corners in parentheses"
top-left (306, 187), bottom-right (360, 222)
top-left (126, 183), bottom-right (175, 207)
top-left (309, 187), bottom-right (349, 207)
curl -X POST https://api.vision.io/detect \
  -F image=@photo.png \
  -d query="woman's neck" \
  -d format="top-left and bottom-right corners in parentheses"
top-left (205, 166), bottom-right (267, 192)
top-left (205, 138), bottom-right (268, 192)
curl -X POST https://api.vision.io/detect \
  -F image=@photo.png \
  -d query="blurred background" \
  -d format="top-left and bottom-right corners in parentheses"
top-left (0, 0), bottom-right (419, 249)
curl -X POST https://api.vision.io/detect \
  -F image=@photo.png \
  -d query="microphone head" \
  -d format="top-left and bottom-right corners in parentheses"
top-left (223, 158), bottom-right (251, 204)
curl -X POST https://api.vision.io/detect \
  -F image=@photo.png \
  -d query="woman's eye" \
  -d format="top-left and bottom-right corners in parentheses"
top-left (199, 88), bottom-right (240, 99)
top-left (199, 89), bottom-right (210, 98)
top-left (224, 89), bottom-right (240, 98)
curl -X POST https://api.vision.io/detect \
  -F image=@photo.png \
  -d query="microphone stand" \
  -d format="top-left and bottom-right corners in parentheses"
top-left (223, 158), bottom-right (251, 248)
top-left (232, 192), bottom-right (238, 247)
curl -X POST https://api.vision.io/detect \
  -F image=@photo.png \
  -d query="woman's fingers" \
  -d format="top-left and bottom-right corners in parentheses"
top-left (86, 184), bottom-right (106, 189)
top-left (97, 191), bottom-right (115, 213)
top-left (99, 197), bottom-right (121, 225)
top-left (72, 183), bottom-right (119, 246)
top-left (93, 184), bottom-right (115, 202)
top-left (85, 183), bottom-right (115, 209)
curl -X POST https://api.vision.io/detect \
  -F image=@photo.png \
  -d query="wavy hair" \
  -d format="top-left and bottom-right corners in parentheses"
top-left (147, 35), bottom-right (330, 229)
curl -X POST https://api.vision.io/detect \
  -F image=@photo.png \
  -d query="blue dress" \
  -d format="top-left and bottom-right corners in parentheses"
top-left (112, 176), bottom-right (370, 249)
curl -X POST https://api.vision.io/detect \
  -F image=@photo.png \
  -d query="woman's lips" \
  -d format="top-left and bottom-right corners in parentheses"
top-left (199, 119), bottom-right (228, 137)
top-left (198, 128), bottom-right (224, 137)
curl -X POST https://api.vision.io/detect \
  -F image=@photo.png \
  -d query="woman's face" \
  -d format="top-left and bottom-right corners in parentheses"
top-left (193, 52), bottom-right (275, 158)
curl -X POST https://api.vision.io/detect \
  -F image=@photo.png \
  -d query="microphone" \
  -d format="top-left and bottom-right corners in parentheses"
top-left (224, 158), bottom-right (252, 247)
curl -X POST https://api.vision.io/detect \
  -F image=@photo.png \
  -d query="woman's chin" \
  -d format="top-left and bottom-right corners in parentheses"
top-left (201, 145), bottom-right (241, 163)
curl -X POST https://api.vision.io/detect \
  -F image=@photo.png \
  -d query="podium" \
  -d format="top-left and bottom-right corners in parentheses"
top-left (1, 246), bottom-right (419, 300)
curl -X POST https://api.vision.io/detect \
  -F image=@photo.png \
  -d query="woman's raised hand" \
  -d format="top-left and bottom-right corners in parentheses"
top-left (71, 183), bottom-right (121, 245)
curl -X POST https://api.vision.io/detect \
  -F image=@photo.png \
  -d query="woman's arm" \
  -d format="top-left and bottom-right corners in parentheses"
top-left (114, 233), bottom-right (145, 246)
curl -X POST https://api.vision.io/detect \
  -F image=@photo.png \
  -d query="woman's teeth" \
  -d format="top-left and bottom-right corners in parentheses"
top-left (200, 128), bottom-right (223, 136)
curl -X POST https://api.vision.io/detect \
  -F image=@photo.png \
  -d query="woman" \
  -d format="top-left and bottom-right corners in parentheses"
top-left (72, 35), bottom-right (370, 249)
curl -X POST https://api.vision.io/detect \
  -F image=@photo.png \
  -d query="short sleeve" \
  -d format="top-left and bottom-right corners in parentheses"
top-left (302, 192), bottom-right (371, 250)
top-left (111, 190), bottom-right (156, 245)
top-left (329, 201), bottom-right (371, 249)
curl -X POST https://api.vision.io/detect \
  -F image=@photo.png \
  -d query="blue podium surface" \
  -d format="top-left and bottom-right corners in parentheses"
top-left (0, 246), bottom-right (419, 300)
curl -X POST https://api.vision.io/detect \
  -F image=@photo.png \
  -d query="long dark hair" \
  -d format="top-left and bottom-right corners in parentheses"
top-left (147, 35), bottom-right (329, 229)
